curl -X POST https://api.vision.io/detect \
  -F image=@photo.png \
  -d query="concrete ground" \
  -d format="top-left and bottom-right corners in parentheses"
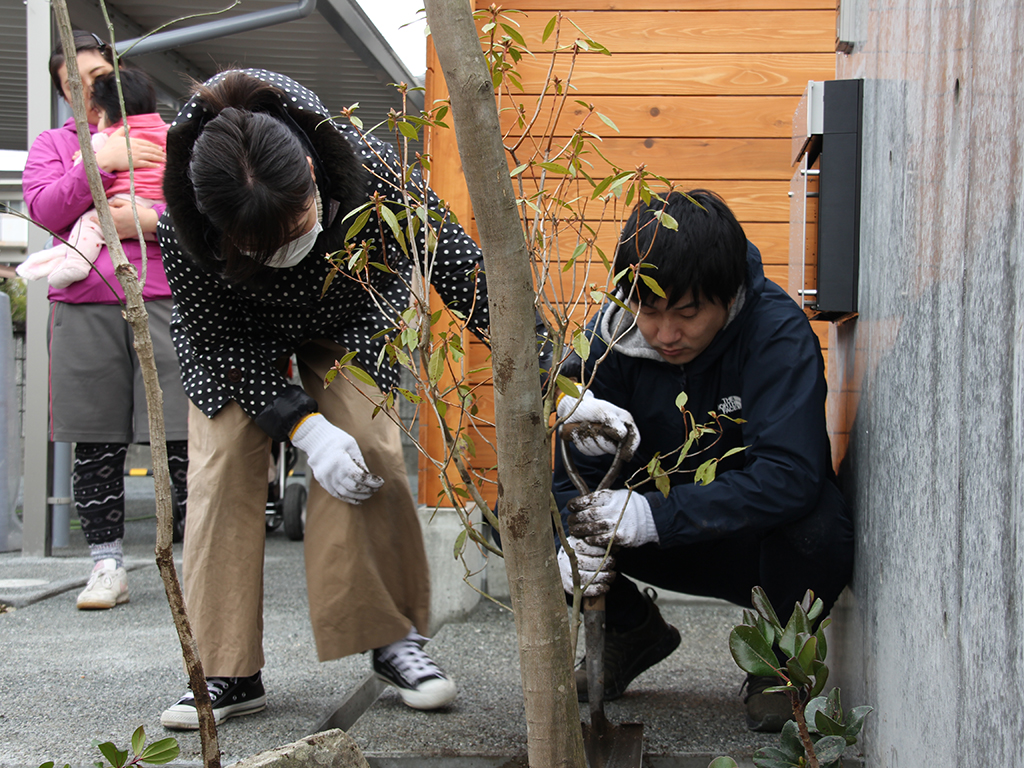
top-left (0, 472), bottom-right (858, 768)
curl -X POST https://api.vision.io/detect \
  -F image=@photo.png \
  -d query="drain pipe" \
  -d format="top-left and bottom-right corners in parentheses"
top-left (115, 0), bottom-right (317, 57)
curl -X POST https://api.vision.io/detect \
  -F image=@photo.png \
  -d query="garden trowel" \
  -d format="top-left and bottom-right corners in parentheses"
top-left (560, 421), bottom-right (643, 768)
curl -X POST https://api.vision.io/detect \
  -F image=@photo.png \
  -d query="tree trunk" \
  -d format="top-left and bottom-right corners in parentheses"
top-left (423, 3), bottom-right (586, 767)
top-left (50, 5), bottom-right (220, 765)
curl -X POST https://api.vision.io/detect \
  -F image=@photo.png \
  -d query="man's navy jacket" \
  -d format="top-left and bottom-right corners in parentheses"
top-left (553, 242), bottom-right (850, 547)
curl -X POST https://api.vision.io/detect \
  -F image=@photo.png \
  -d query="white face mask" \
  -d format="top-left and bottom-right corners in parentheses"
top-left (266, 188), bottom-right (323, 269)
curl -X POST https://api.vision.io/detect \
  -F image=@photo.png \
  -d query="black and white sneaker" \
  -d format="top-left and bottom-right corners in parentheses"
top-left (372, 628), bottom-right (457, 710)
top-left (160, 671), bottom-right (267, 730)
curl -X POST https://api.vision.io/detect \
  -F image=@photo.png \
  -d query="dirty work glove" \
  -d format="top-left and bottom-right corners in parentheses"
top-left (557, 536), bottom-right (616, 597)
top-left (290, 413), bottom-right (384, 504)
top-left (568, 488), bottom-right (659, 549)
top-left (557, 389), bottom-right (640, 457)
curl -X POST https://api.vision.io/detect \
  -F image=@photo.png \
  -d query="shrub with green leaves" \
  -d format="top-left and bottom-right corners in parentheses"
top-left (711, 587), bottom-right (872, 768)
top-left (38, 726), bottom-right (178, 768)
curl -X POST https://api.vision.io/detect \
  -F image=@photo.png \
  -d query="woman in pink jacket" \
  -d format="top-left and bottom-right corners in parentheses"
top-left (21, 31), bottom-right (189, 608)
top-left (19, 67), bottom-right (169, 287)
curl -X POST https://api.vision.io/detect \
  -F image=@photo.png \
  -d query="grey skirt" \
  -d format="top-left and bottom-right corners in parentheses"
top-left (48, 300), bottom-right (189, 443)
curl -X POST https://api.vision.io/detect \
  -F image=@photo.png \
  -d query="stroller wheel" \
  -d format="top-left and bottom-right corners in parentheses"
top-left (171, 489), bottom-right (185, 544)
top-left (283, 483), bottom-right (306, 541)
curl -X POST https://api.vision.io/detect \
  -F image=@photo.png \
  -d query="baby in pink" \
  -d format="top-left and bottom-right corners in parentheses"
top-left (18, 68), bottom-right (167, 288)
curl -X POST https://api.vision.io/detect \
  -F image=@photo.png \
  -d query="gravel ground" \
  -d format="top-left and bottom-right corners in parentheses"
top-left (0, 474), bottom-right (854, 768)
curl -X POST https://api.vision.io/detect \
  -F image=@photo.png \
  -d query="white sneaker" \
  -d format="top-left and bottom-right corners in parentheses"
top-left (76, 558), bottom-right (129, 610)
top-left (372, 628), bottom-right (457, 710)
top-left (160, 672), bottom-right (267, 730)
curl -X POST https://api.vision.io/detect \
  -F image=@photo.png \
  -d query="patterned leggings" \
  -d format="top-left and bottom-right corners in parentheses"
top-left (74, 441), bottom-right (188, 545)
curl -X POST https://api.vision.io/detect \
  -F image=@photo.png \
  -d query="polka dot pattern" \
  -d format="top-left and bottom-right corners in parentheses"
top-left (158, 69), bottom-right (490, 422)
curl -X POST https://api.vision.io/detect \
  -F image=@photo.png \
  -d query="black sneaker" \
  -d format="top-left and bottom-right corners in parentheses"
top-left (743, 673), bottom-right (794, 732)
top-left (575, 588), bottom-right (681, 702)
top-left (373, 628), bottom-right (457, 710)
top-left (160, 671), bottom-right (267, 730)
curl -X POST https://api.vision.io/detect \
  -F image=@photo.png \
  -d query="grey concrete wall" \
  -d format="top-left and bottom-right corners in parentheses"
top-left (826, 1), bottom-right (1024, 765)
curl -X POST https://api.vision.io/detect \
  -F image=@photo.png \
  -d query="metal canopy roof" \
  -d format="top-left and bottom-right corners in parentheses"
top-left (3, 0), bottom-right (425, 151)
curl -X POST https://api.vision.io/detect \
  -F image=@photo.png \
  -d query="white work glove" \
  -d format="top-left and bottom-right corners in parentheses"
top-left (557, 535), bottom-right (616, 597)
top-left (568, 488), bottom-right (659, 549)
top-left (557, 389), bottom-right (640, 457)
top-left (290, 413), bottom-right (384, 504)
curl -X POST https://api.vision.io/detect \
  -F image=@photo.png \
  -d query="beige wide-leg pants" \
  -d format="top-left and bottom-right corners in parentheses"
top-left (182, 339), bottom-right (431, 677)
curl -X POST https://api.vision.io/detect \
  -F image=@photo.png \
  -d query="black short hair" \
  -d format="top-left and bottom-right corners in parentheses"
top-left (48, 30), bottom-right (113, 97)
top-left (612, 189), bottom-right (747, 309)
top-left (188, 105), bottom-right (315, 282)
top-left (90, 68), bottom-right (157, 125)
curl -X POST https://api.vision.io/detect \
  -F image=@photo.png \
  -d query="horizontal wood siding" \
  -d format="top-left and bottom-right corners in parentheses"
top-left (420, 2), bottom-right (836, 504)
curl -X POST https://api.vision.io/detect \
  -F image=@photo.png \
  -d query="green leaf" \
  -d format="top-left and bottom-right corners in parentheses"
top-left (639, 273), bottom-right (666, 298)
top-left (779, 720), bottom-right (804, 759)
top-left (814, 620), bottom-right (829, 661)
top-left (542, 15), bottom-right (557, 42)
top-left (708, 759), bottom-right (739, 768)
top-left (807, 595), bottom-right (824, 622)
top-left (796, 633), bottom-right (817, 672)
top-left (509, 163), bottom-right (529, 177)
top-left (752, 746), bottom-right (802, 768)
top-left (138, 738), bottom-right (179, 764)
top-left (813, 735), bottom-right (847, 764)
top-left (398, 121), bottom-right (419, 141)
top-left (97, 743), bottom-right (126, 768)
top-left (844, 705), bottom-right (874, 743)
top-left (453, 529), bottom-right (468, 559)
top-left (805, 696), bottom-right (828, 732)
top-left (131, 727), bottom-right (145, 757)
top-left (572, 329), bottom-right (591, 361)
top-left (500, 23), bottom-right (526, 46)
top-left (694, 458), bottom-right (717, 485)
top-left (379, 205), bottom-right (407, 252)
top-left (814, 709), bottom-right (847, 737)
top-left (751, 586), bottom-right (784, 633)
top-left (729, 625), bottom-right (779, 677)
top-left (655, 472), bottom-right (671, 497)
top-left (808, 663), bottom-right (829, 699)
top-left (428, 348), bottom-right (445, 385)
top-left (344, 364), bottom-right (377, 388)
top-left (779, 603), bottom-right (811, 658)
top-left (349, 114), bottom-right (363, 130)
top-left (538, 162), bottom-right (571, 175)
top-left (653, 210), bottom-right (678, 230)
top-left (591, 170), bottom-right (632, 199)
top-left (596, 111), bottom-right (619, 133)
top-left (785, 657), bottom-right (811, 687)
top-left (825, 686), bottom-right (843, 720)
top-left (675, 391), bottom-right (689, 410)
top-left (345, 208), bottom-right (373, 242)
top-left (323, 368), bottom-right (338, 387)
top-left (555, 375), bottom-right (581, 398)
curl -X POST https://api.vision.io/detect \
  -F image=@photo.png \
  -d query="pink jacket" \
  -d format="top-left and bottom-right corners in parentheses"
top-left (101, 113), bottom-right (168, 200)
top-left (22, 117), bottom-right (172, 305)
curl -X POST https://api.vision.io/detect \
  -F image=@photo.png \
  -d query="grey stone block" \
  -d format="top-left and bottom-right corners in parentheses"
top-left (231, 729), bottom-right (369, 768)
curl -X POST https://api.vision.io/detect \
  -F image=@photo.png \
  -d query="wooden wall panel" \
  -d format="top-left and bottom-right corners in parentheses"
top-left (418, 2), bottom-right (837, 506)
top-left (500, 95), bottom-right (799, 138)
top-left (511, 53), bottom-right (834, 96)
top-left (510, 11), bottom-right (835, 53)
top-left (505, 1), bottom-right (835, 10)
